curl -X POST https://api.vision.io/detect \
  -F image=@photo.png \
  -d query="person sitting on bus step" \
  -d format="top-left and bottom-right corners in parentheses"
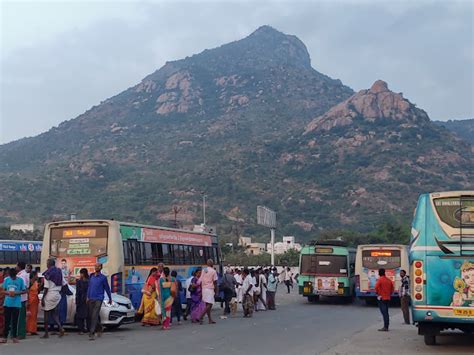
top-left (399, 269), bottom-right (411, 325)
top-left (87, 263), bottom-right (112, 341)
top-left (375, 268), bottom-right (394, 331)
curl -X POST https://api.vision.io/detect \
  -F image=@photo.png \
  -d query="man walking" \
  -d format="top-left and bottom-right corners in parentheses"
top-left (220, 268), bottom-right (237, 315)
top-left (198, 259), bottom-right (218, 324)
top-left (87, 263), bottom-right (112, 340)
top-left (266, 267), bottom-right (278, 310)
top-left (16, 262), bottom-right (29, 339)
top-left (375, 268), bottom-right (394, 331)
top-left (399, 269), bottom-right (411, 325)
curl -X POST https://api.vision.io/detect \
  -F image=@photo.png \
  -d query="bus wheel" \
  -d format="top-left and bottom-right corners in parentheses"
top-left (308, 295), bottom-right (319, 303)
top-left (423, 334), bottom-right (436, 346)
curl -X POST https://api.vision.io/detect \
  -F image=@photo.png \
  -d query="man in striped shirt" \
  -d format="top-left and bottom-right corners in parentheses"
top-left (399, 269), bottom-right (411, 325)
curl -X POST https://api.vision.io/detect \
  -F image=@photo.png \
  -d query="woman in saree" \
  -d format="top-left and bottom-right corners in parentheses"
top-left (138, 268), bottom-right (160, 326)
top-left (190, 268), bottom-right (206, 323)
top-left (26, 271), bottom-right (40, 335)
top-left (159, 267), bottom-right (175, 330)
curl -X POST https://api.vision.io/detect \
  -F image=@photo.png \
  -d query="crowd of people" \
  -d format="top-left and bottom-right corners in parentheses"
top-left (0, 259), bottom-right (114, 343)
top-left (137, 260), bottom-right (281, 328)
top-left (0, 258), bottom-right (285, 344)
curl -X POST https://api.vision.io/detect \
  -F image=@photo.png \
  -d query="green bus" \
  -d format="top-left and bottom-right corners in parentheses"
top-left (298, 240), bottom-right (356, 302)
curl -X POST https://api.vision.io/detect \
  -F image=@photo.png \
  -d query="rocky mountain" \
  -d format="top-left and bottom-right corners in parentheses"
top-left (1, 26), bottom-right (472, 241)
top-left (434, 119), bottom-right (474, 145)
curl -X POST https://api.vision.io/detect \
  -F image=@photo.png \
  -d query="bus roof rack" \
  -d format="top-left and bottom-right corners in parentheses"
top-left (309, 239), bottom-right (348, 247)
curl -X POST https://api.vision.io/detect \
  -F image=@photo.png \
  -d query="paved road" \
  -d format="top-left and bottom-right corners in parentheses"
top-left (1, 289), bottom-right (380, 355)
top-left (2, 289), bottom-right (472, 355)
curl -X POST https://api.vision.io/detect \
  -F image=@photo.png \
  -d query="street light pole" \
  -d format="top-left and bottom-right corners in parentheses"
top-left (270, 228), bottom-right (275, 266)
top-left (203, 194), bottom-right (207, 225)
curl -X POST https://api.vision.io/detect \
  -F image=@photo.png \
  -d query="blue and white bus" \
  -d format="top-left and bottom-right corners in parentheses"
top-left (410, 191), bottom-right (474, 345)
top-left (0, 240), bottom-right (42, 268)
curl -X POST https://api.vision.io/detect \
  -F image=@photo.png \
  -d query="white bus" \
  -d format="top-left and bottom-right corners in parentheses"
top-left (355, 244), bottom-right (409, 303)
top-left (40, 219), bottom-right (221, 309)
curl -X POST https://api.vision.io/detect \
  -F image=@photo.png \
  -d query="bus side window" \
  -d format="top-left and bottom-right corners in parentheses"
top-left (184, 246), bottom-right (193, 264)
top-left (213, 247), bottom-right (219, 265)
top-left (123, 241), bottom-right (130, 265)
top-left (127, 240), bottom-right (140, 265)
top-left (141, 242), bottom-right (153, 265)
top-left (162, 244), bottom-right (170, 264)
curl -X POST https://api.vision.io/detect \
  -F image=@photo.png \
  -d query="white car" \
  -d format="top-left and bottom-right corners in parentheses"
top-left (38, 284), bottom-right (135, 329)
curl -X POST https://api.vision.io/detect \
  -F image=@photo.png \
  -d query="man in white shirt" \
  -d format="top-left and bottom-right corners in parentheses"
top-left (16, 261), bottom-right (29, 339)
top-left (241, 268), bottom-right (254, 318)
top-left (234, 269), bottom-right (243, 303)
top-left (183, 272), bottom-right (194, 321)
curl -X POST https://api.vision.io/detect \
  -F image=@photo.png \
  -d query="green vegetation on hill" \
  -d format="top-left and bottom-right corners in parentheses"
top-left (0, 27), bottom-right (472, 245)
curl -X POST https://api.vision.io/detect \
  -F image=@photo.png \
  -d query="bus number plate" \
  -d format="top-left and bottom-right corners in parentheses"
top-left (453, 308), bottom-right (474, 317)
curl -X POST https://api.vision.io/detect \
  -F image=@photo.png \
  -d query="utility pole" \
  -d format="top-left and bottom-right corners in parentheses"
top-left (172, 206), bottom-right (182, 228)
top-left (202, 194), bottom-right (207, 225)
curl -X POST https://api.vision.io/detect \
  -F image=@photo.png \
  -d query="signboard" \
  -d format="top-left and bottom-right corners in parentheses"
top-left (371, 251), bottom-right (392, 257)
top-left (0, 242), bottom-right (42, 252)
top-left (257, 206), bottom-right (276, 228)
top-left (142, 228), bottom-right (212, 246)
top-left (63, 229), bottom-right (97, 238)
top-left (120, 225), bottom-right (143, 241)
top-left (315, 247), bottom-right (333, 254)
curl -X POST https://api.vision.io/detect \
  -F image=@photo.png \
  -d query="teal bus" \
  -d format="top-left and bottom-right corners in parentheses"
top-left (298, 240), bottom-right (356, 302)
top-left (410, 191), bottom-right (474, 345)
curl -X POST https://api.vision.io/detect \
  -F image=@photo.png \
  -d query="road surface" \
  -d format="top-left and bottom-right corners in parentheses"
top-left (1, 289), bottom-right (472, 355)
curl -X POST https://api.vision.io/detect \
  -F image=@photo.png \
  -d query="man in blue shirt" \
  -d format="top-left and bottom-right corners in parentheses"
top-left (1, 268), bottom-right (26, 343)
top-left (87, 263), bottom-right (112, 341)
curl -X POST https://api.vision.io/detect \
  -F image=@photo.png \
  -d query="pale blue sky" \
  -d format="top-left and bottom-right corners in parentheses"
top-left (1, 0), bottom-right (473, 144)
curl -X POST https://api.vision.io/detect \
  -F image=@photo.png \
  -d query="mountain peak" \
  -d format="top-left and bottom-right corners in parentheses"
top-left (370, 80), bottom-right (389, 94)
top-left (250, 25), bottom-right (282, 37)
top-left (167, 25), bottom-right (313, 72)
top-left (305, 80), bottom-right (430, 133)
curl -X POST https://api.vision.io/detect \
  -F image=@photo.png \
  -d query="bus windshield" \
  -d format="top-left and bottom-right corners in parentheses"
top-left (434, 197), bottom-right (474, 228)
top-left (362, 249), bottom-right (401, 269)
top-left (301, 255), bottom-right (348, 276)
top-left (50, 226), bottom-right (108, 257)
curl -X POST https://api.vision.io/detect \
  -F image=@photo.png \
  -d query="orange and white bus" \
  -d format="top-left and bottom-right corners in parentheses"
top-left (41, 219), bottom-right (221, 309)
top-left (355, 244), bottom-right (409, 303)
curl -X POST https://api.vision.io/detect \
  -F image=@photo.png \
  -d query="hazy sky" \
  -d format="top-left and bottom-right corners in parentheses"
top-left (1, 0), bottom-right (473, 144)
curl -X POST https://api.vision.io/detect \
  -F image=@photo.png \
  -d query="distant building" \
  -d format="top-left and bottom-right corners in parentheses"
top-left (267, 236), bottom-right (302, 255)
top-left (246, 243), bottom-right (266, 255)
top-left (238, 236), bottom-right (252, 247)
top-left (193, 224), bottom-right (216, 234)
top-left (238, 236), bottom-right (266, 255)
top-left (10, 224), bottom-right (35, 233)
